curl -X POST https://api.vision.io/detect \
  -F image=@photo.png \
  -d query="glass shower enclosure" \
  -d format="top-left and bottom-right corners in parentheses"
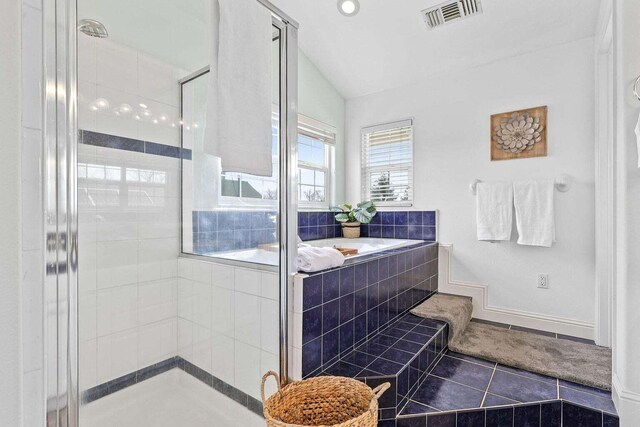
top-left (43, 0), bottom-right (298, 425)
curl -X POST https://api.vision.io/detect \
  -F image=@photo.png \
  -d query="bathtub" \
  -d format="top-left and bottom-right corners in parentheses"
top-left (208, 237), bottom-right (425, 267)
top-left (303, 237), bottom-right (424, 258)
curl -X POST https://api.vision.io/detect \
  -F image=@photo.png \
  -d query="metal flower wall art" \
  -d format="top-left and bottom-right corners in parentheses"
top-left (490, 106), bottom-right (547, 161)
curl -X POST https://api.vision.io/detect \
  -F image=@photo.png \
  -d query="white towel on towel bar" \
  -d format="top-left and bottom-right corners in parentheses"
top-left (476, 182), bottom-right (513, 242)
top-left (203, 0), bottom-right (274, 177)
top-left (513, 181), bottom-right (556, 247)
top-left (297, 247), bottom-right (345, 273)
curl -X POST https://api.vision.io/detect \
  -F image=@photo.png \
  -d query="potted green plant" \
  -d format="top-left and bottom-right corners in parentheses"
top-left (331, 201), bottom-right (377, 238)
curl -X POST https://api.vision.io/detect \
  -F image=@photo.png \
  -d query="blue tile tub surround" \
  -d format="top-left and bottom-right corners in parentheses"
top-left (298, 211), bottom-right (341, 241)
top-left (394, 349), bottom-right (618, 426)
top-left (80, 129), bottom-right (192, 160)
top-left (192, 210), bottom-right (278, 253)
top-left (301, 243), bottom-right (439, 376)
top-left (298, 210), bottom-right (437, 241)
top-left (192, 210), bottom-right (435, 254)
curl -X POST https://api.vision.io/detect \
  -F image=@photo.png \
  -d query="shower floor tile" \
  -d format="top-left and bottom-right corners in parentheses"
top-left (80, 369), bottom-right (264, 427)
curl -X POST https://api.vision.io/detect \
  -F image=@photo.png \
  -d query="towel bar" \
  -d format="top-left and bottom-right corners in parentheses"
top-left (470, 175), bottom-right (571, 195)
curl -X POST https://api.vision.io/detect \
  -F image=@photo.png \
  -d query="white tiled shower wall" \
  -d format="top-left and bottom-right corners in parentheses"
top-left (76, 35), bottom-right (281, 401)
top-left (177, 258), bottom-right (280, 400)
top-left (77, 145), bottom-right (181, 389)
top-left (77, 36), bottom-right (186, 390)
top-left (78, 36), bottom-right (187, 145)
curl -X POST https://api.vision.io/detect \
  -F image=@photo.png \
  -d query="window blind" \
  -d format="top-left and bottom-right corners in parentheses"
top-left (298, 115), bottom-right (336, 145)
top-left (361, 119), bottom-right (414, 205)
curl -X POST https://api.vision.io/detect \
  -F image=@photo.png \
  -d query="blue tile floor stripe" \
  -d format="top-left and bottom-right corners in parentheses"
top-left (81, 356), bottom-right (264, 418)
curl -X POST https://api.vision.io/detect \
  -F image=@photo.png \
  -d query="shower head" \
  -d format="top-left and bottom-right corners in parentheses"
top-left (78, 19), bottom-right (108, 38)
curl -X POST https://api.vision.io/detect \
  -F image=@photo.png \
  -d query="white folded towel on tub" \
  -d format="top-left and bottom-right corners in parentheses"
top-left (297, 247), bottom-right (345, 273)
top-left (476, 182), bottom-right (513, 242)
top-left (513, 180), bottom-right (556, 247)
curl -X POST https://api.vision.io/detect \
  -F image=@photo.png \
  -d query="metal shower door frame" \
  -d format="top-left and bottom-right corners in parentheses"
top-left (43, 0), bottom-right (78, 424)
top-left (43, 1), bottom-right (298, 425)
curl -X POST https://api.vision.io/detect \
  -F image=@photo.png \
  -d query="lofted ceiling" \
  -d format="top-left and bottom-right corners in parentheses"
top-left (271, 0), bottom-right (601, 99)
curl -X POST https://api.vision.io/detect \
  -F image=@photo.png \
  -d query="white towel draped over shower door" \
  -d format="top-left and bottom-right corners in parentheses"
top-left (476, 182), bottom-right (513, 242)
top-left (513, 180), bottom-right (556, 247)
top-left (203, 0), bottom-right (274, 177)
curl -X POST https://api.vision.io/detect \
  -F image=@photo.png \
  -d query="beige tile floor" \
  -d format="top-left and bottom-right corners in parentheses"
top-left (80, 369), bottom-right (265, 427)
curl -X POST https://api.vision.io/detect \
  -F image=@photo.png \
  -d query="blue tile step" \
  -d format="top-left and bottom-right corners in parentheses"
top-left (320, 313), bottom-right (449, 421)
top-left (396, 350), bottom-right (619, 427)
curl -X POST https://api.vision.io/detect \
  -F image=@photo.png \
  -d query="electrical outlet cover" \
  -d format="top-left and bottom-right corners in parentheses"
top-left (537, 273), bottom-right (549, 289)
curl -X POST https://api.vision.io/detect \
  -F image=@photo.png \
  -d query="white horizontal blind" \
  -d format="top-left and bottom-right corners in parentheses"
top-left (298, 113), bottom-right (337, 145)
top-left (361, 119), bottom-right (414, 205)
top-left (299, 123), bottom-right (336, 145)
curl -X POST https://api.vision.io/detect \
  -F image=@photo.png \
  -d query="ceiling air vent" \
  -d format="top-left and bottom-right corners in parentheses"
top-left (421, 0), bottom-right (483, 30)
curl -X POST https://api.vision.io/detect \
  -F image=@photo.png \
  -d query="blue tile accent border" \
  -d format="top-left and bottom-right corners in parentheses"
top-left (80, 130), bottom-right (192, 160)
top-left (179, 358), bottom-right (264, 417)
top-left (82, 357), bottom-right (180, 404)
top-left (81, 356), bottom-right (264, 417)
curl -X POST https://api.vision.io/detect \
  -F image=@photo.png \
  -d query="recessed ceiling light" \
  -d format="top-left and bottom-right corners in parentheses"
top-left (338, 0), bottom-right (360, 17)
top-left (139, 103), bottom-right (148, 109)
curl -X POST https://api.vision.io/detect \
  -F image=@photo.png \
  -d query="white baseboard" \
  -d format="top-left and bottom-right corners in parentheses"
top-left (438, 244), bottom-right (595, 340)
top-left (613, 374), bottom-right (640, 426)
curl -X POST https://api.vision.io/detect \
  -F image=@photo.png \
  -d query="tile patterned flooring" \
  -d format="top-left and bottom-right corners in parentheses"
top-left (80, 369), bottom-right (264, 427)
top-left (399, 350), bottom-right (617, 416)
top-left (80, 316), bottom-right (615, 427)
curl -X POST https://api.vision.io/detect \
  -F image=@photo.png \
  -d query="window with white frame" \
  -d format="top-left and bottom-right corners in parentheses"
top-left (218, 114), bottom-right (335, 208)
top-left (298, 115), bottom-right (335, 209)
top-left (218, 114), bottom-right (280, 205)
top-left (361, 119), bottom-right (414, 206)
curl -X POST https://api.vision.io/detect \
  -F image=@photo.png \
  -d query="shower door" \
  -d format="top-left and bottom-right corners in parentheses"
top-left (43, 0), bottom-right (298, 425)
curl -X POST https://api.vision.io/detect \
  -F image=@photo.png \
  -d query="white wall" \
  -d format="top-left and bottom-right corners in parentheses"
top-left (612, 0), bottom-right (640, 423)
top-left (345, 38), bottom-right (597, 333)
top-left (0, 0), bottom-right (23, 424)
top-left (299, 50), bottom-right (346, 205)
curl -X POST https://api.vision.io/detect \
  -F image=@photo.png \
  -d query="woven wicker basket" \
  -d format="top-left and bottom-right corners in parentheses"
top-left (261, 371), bottom-right (390, 427)
top-left (341, 222), bottom-right (361, 239)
